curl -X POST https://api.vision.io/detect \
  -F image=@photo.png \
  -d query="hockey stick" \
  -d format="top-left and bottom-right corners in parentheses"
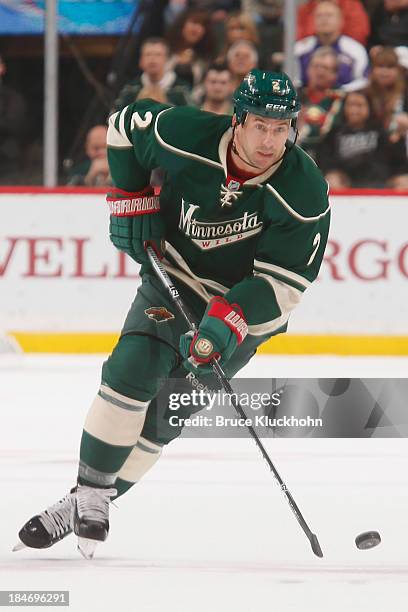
top-left (147, 246), bottom-right (323, 558)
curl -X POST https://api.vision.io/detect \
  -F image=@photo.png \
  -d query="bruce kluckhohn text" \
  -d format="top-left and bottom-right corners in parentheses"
top-left (168, 414), bottom-right (323, 428)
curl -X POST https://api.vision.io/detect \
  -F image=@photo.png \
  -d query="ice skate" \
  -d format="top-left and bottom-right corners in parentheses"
top-left (74, 485), bottom-right (117, 560)
top-left (13, 490), bottom-right (75, 551)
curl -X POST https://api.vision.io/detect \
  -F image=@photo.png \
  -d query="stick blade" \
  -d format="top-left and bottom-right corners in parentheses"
top-left (310, 533), bottom-right (323, 558)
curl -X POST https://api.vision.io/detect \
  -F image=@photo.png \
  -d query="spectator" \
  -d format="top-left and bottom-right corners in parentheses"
top-left (241, 1), bottom-right (284, 63)
top-left (227, 40), bottom-right (259, 89)
top-left (364, 0), bottom-right (382, 16)
top-left (166, 9), bottom-right (215, 87)
top-left (298, 47), bottom-right (344, 157)
top-left (242, 0), bottom-right (283, 23)
top-left (366, 46), bottom-right (408, 143)
top-left (200, 64), bottom-right (234, 114)
top-left (136, 86), bottom-right (169, 104)
top-left (217, 11), bottom-right (260, 60)
top-left (388, 169), bottom-right (408, 189)
top-left (164, 1), bottom-right (241, 28)
top-left (295, 1), bottom-right (370, 90)
top-left (316, 90), bottom-right (408, 188)
top-left (113, 38), bottom-right (191, 112)
top-left (0, 54), bottom-right (26, 185)
top-left (297, 0), bottom-right (371, 46)
top-left (67, 125), bottom-right (111, 187)
top-left (369, 0), bottom-right (408, 49)
top-left (164, 0), bottom-right (189, 28)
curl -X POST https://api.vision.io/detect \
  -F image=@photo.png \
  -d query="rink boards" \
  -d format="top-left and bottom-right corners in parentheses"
top-left (1, 188), bottom-right (408, 354)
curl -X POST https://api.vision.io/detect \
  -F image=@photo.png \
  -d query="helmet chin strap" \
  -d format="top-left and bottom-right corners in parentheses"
top-left (231, 128), bottom-right (264, 170)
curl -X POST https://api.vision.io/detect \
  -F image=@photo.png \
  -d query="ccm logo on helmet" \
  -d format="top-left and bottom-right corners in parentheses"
top-left (265, 103), bottom-right (290, 112)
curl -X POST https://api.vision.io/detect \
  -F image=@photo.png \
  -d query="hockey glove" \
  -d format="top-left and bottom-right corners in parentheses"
top-left (179, 296), bottom-right (248, 374)
top-left (107, 186), bottom-right (164, 264)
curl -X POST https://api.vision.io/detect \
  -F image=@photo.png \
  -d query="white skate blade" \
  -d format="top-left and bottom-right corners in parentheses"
top-left (77, 537), bottom-right (98, 560)
top-left (12, 541), bottom-right (26, 552)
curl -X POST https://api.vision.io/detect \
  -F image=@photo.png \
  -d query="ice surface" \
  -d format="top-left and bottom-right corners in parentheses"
top-left (1, 354), bottom-right (408, 611)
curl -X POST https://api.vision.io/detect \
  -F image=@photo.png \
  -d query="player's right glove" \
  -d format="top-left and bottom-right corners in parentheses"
top-left (107, 186), bottom-right (164, 264)
top-left (179, 296), bottom-right (248, 374)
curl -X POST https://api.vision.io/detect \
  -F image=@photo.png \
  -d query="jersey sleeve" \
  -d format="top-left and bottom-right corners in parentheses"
top-left (107, 99), bottom-right (172, 191)
top-left (224, 208), bottom-right (330, 337)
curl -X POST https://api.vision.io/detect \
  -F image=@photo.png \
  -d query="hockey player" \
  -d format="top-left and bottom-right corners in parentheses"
top-left (15, 70), bottom-right (330, 558)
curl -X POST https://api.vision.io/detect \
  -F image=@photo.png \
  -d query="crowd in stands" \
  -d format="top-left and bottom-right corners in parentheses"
top-left (0, 0), bottom-right (407, 188)
top-left (67, 125), bottom-right (110, 186)
top-left (0, 53), bottom-right (26, 184)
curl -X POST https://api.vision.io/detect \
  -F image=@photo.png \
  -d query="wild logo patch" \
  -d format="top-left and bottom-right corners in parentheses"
top-left (144, 306), bottom-right (175, 323)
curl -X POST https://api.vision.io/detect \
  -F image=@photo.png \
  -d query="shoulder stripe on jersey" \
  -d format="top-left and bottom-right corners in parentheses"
top-left (248, 272), bottom-right (302, 335)
top-left (254, 259), bottom-right (311, 290)
top-left (266, 183), bottom-right (330, 223)
top-left (119, 106), bottom-right (132, 143)
top-left (154, 108), bottom-right (223, 170)
top-left (107, 111), bottom-right (132, 148)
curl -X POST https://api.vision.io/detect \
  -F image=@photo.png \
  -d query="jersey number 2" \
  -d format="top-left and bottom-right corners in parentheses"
top-left (131, 111), bottom-right (153, 130)
top-left (307, 233), bottom-right (321, 266)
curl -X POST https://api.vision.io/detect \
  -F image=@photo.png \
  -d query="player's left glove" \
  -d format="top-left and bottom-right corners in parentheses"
top-left (179, 296), bottom-right (248, 374)
top-left (107, 186), bottom-right (164, 264)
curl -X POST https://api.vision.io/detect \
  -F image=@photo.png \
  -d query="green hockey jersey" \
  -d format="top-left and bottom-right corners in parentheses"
top-left (107, 100), bottom-right (330, 337)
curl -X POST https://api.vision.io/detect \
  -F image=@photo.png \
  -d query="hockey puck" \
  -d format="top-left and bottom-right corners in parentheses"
top-left (355, 531), bottom-right (381, 550)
